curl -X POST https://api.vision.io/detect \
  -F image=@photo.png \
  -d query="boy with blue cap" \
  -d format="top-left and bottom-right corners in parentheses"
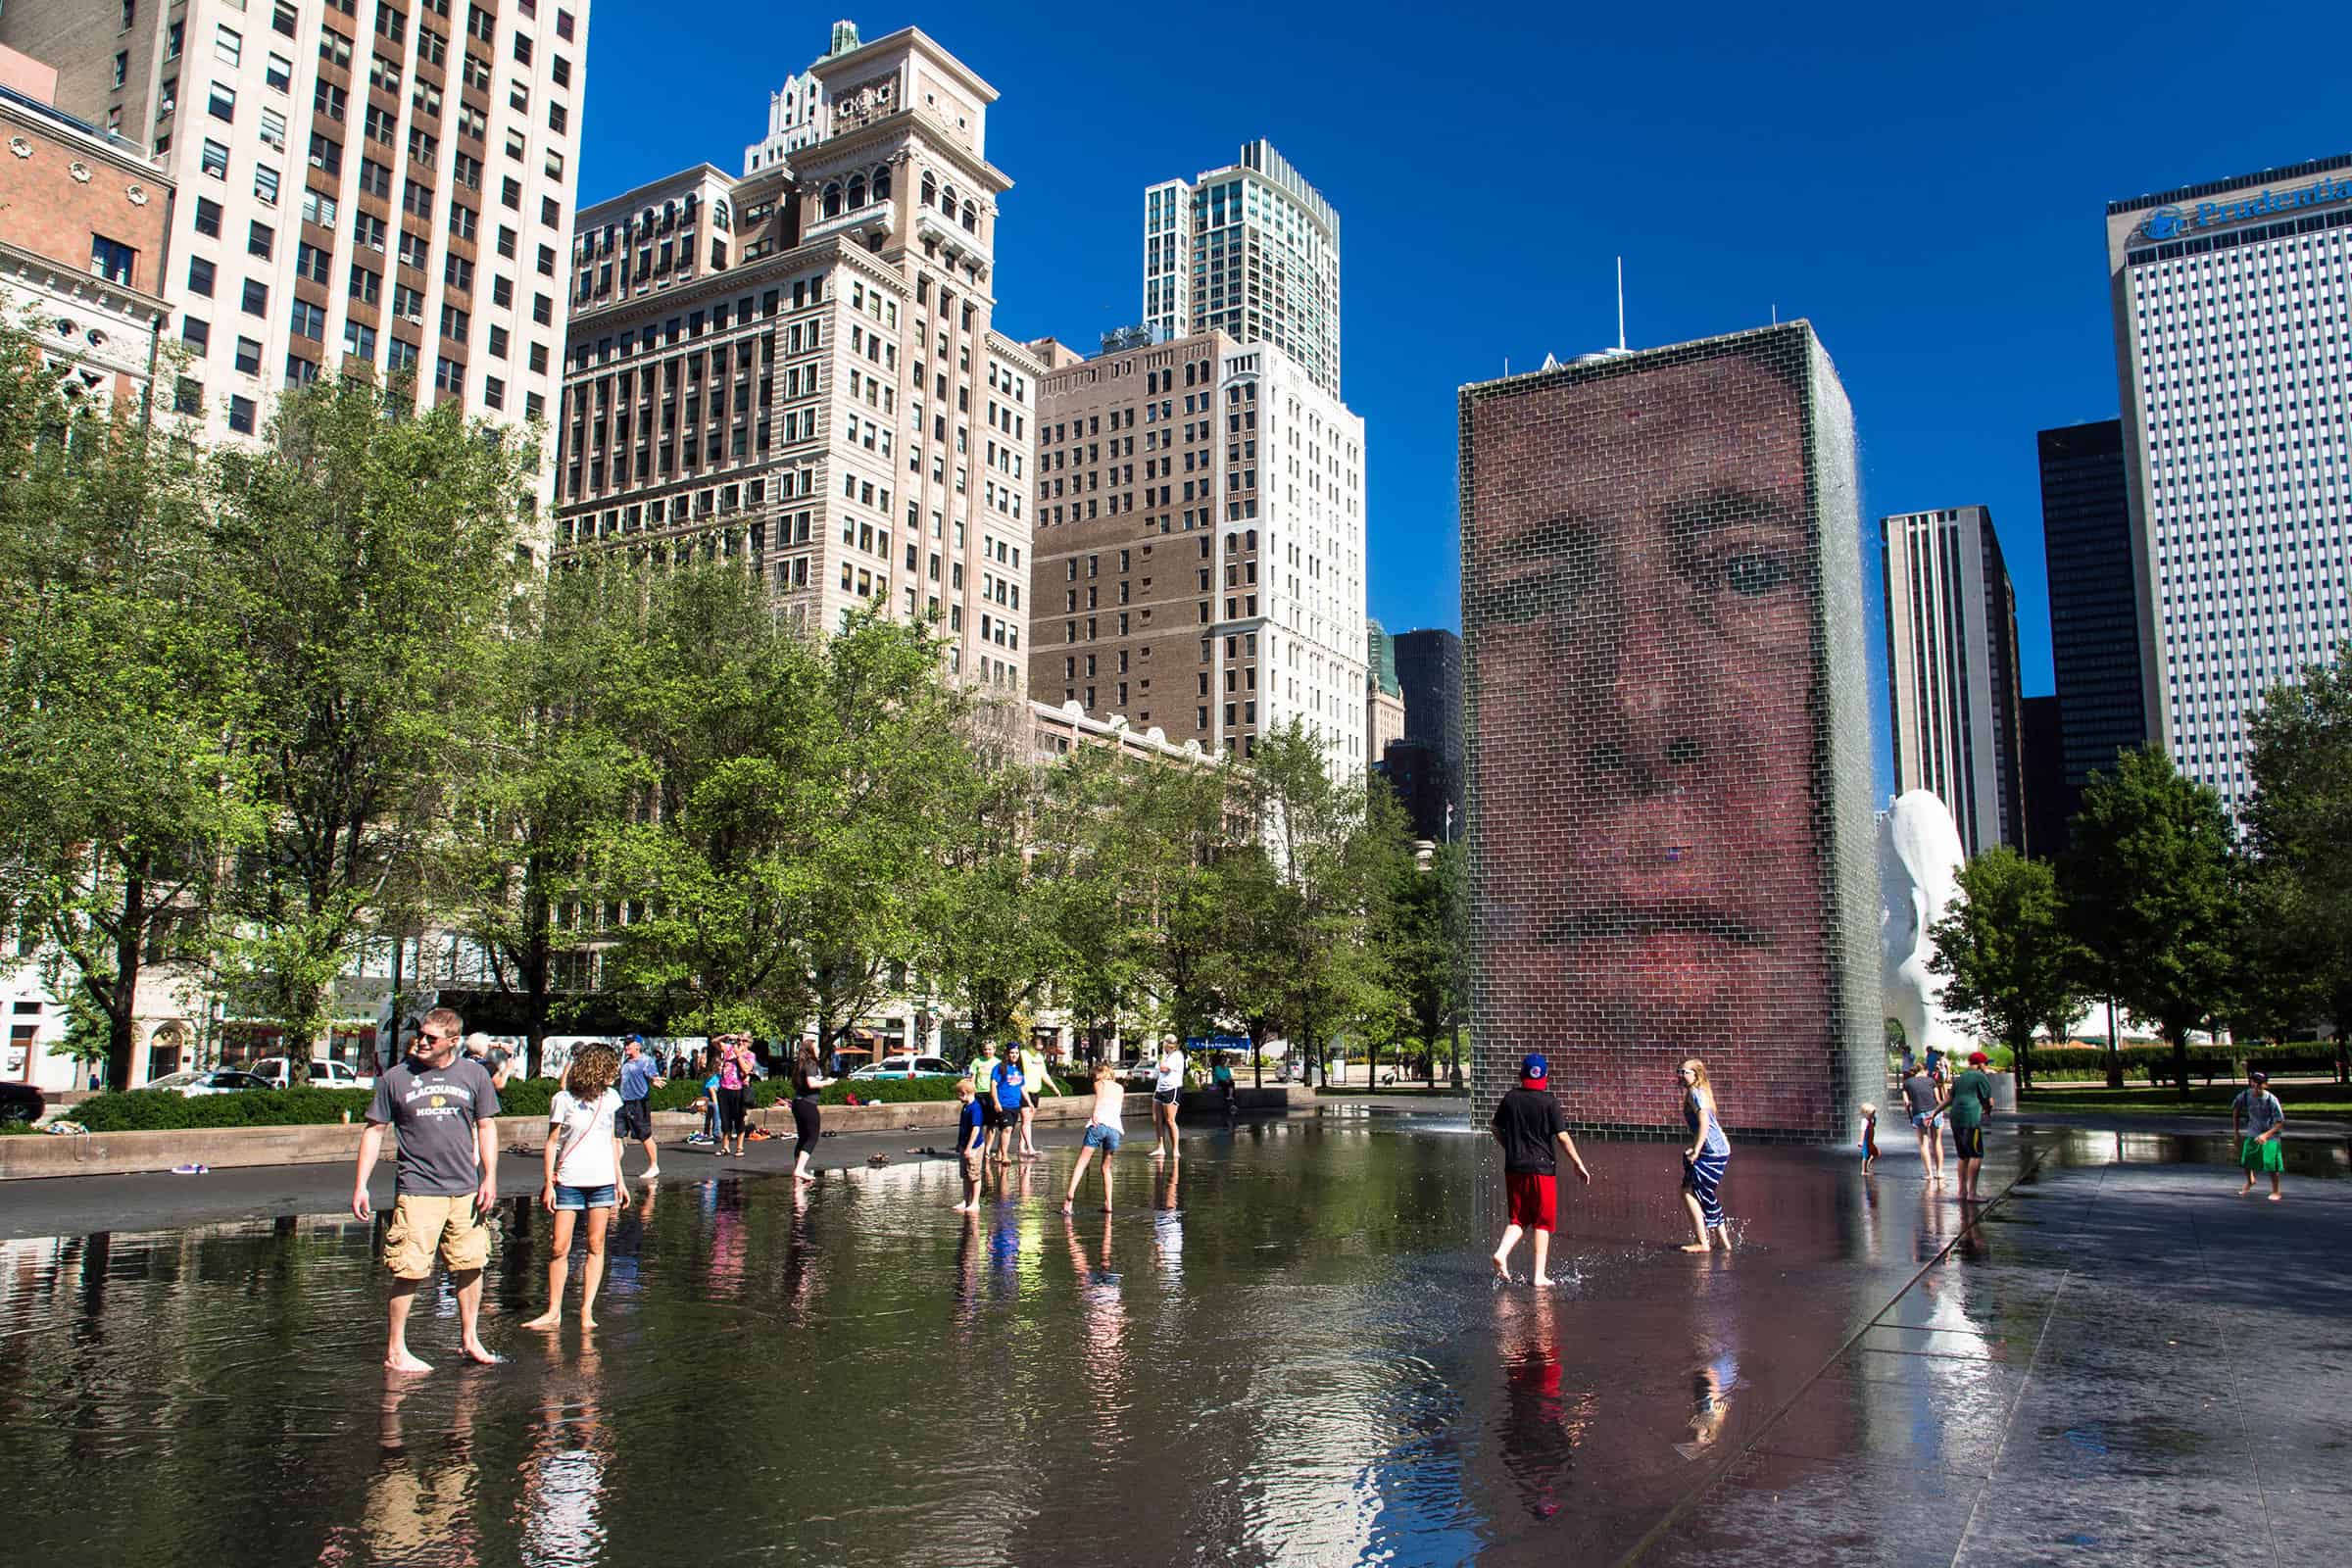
top-left (1491, 1053), bottom-right (1592, 1285)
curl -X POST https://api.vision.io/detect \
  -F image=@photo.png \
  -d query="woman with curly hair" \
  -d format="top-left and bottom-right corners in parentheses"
top-left (522, 1042), bottom-right (629, 1331)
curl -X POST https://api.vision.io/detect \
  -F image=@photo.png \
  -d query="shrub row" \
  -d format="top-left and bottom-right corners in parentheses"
top-left (72, 1086), bottom-right (375, 1132)
top-left (2023, 1041), bottom-right (2340, 1081)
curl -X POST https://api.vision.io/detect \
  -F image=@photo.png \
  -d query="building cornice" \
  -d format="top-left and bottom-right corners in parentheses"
top-left (811, 26), bottom-right (1001, 106)
top-left (578, 162), bottom-right (737, 226)
top-left (0, 89), bottom-right (167, 184)
top-left (792, 108), bottom-right (1012, 196)
top-left (564, 233), bottom-right (905, 336)
top-left (0, 237), bottom-right (171, 323)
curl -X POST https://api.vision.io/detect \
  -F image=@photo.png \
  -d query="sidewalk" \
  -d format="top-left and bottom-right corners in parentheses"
top-left (1629, 1126), bottom-right (2350, 1566)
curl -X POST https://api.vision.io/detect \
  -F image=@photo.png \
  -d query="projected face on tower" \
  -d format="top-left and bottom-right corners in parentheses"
top-left (1463, 341), bottom-right (1835, 1128)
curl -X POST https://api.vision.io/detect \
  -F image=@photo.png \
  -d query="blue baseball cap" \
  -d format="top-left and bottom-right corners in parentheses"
top-left (1519, 1053), bottom-right (1547, 1083)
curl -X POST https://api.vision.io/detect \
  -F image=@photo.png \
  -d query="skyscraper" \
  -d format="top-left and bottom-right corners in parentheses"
top-left (0, 0), bottom-right (591, 506)
top-left (2036, 418), bottom-right (2145, 838)
top-left (2108, 155), bottom-right (2352, 811)
top-left (555, 24), bottom-right (1041, 692)
top-left (1460, 323), bottom-right (1876, 1139)
top-left (1365, 618), bottom-right (1404, 768)
top-left (1142, 141), bottom-right (1341, 396)
top-left (1880, 505), bottom-right (2026, 858)
top-left (1023, 327), bottom-right (1367, 772)
top-left (1392, 627), bottom-right (1464, 841)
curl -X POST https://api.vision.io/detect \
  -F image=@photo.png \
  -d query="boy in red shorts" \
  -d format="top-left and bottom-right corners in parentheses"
top-left (1491, 1053), bottom-right (1592, 1285)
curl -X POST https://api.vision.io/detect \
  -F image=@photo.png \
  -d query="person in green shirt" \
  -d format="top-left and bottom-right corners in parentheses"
top-left (1943, 1051), bottom-right (1998, 1202)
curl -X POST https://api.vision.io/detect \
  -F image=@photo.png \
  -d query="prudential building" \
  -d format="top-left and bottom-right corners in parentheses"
top-left (2107, 154), bottom-right (2352, 813)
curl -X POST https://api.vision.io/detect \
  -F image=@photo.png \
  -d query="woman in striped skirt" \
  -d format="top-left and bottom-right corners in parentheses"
top-left (1678, 1058), bottom-right (1732, 1253)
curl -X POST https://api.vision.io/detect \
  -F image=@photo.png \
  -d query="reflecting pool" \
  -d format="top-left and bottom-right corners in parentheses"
top-left (0, 1113), bottom-right (2325, 1566)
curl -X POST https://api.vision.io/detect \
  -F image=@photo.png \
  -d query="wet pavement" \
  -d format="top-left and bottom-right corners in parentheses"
top-left (0, 1111), bottom-right (2343, 1566)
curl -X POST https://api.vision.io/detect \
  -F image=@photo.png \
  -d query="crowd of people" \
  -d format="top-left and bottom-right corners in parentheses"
top-left (350, 1008), bottom-right (1210, 1371)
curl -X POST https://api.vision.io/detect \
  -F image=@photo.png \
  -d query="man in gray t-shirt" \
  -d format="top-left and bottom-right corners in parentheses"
top-left (354, 1007), bottom-right (503, 1372)
top-left (2231, 1070), bottom-right (2287, 1201)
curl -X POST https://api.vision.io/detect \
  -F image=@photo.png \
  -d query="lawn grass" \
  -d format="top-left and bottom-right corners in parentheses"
top-left (2016, 1082), bottom-right (2352, 1119)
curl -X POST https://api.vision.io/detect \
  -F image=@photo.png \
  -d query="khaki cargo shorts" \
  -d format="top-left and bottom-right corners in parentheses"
top-left (383, 1192), bottom-right (492, 1279)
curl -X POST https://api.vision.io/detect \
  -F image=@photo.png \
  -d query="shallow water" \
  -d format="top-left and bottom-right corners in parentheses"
top-left (0, 1115), bottom-right (2335, 1566)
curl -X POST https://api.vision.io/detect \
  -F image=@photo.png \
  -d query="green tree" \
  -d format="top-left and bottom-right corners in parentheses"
top-left (1381, 836), bottom-right (1467, 1088)
top-left (0, 322), bottom-right (256, 1091)
top-left (918, 697), bottom-right (1054, 1054)
top-left (1212, 722), bottom-right (1400, 1091)
top-left (2240, 645), bottom-right (2352, 1080)
top-left (2064, 746), bottom-right (2240, 1099)
top-left (433, 560), bottom-right (644, 1076)
top-left (207, 377), bottom-right (535, 1076)
top-left (590, 562), bottom-right (829, 1039)
top-left (1925, 846), bottom-right (2083, 1090)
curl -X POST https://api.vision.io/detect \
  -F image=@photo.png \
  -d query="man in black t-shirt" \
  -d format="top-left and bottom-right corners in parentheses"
top-left (1491, 1053), bottom-right (1592, 1285)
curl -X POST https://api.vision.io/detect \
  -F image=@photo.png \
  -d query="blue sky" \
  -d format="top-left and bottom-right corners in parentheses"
top-left (576, 0), bottom-right (2346, 714)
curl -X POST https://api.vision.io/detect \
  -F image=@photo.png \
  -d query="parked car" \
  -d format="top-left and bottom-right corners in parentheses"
top-left (145, 1069), bottom-right (273, 1098)
top-left (0, 1080), bottom-right (44, 1125)
top-left (249, 1057), bottom-right (376, 1090)
top-left (846, 1054), bottom-right (959, 1081)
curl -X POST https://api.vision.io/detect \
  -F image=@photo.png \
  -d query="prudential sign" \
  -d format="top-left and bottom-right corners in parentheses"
top-left (2139, 172), bottom-right (2352, 242)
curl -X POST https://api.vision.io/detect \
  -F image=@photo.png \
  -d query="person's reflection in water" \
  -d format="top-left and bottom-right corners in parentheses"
top-left (517, 1336), bottom-right (613, 1567)
top-left (359, 1370), bottom-right (485, 1565)
top-left (953, 1212), bottom-right (985, 1331)
top-left (1152, 1157), bottom-right (1183, 1281)
top-left (1062, 1216), bottom-right (1128, 1441)
top-left (1672, 1338), bottom-right (1740, 1461)
top-left (1494, 1283), bottom-right (1592, 1519)
top-left (779, 1180), bottom-right (822, 1325)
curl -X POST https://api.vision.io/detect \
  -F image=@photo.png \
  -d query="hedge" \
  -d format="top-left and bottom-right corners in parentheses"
top-left (72, 1086), bottom-right (375, 1132)
top-left (2023, 1042), bottom-right (2340, 1083)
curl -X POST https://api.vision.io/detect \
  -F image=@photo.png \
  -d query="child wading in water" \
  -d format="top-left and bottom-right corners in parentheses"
top-left (2233, 1069), bottom-right (2287, 1200)
top-left (1490, 1053), bottom-right (1592, 1285)
top-left (1679, 1058), bottom-right (1732, 1252)
top-left (1858, 1102), bottom-right (1880, 1173)
top-left (523, 1043), bottom-right (630, 1332)
top-left (1062, 1061), bottom-right (1125, 1214)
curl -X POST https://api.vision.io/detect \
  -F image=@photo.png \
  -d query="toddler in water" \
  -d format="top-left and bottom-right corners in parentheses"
top-left (1858, 1102), bottom-right (1879, 1172)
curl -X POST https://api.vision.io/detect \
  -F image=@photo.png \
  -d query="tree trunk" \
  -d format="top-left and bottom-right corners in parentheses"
top-left (1250, 1023), bottom-right (1264, 1090)
top-left (1367, 1037), bottom-right (1377, 1094)
top-left (104, 868), bottom-right (147, 1092)
top-left (2104, 998), bottom-right (2123, 1091)
top-left (2172, 1028), bottom-right (2191, 1101)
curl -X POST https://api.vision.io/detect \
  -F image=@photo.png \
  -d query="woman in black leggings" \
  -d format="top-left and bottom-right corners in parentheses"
top-left (790, 1041), bottom-right (830, 1183)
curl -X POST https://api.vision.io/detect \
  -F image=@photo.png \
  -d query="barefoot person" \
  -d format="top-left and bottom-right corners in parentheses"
top-left (1490, 1053), bottom-right (1592, 1284)
top-left (988, 1044), bottom-right (1028, 1166)
top-left (1062, 1061), bottom-right (1126, 1214)
top-left (1150, 1036), bottom-right (1186, 1161)
top-left (1679, 1059), bottom-right (1732, 1252)
top-left (1900, 1055), bottom-right (1945, 1183)
top-left (949, 1078), bottom-right (987, 1214)
top-left (788, 1041), bottom-right (830, 1184)
top-left (2232, 1069), bottom-right (2286, 1201)
top-left (352, 1007), bottom-right (503, 1373)
top-left (1016, 1040), bottom-right (1060, 1160)
top-left (1944, 1051), bottom-right (1997, 1201)
top-left (523, 1043), bottom-right (629, 1333)
top-left (616, 1035), bottom-right (664, 1182)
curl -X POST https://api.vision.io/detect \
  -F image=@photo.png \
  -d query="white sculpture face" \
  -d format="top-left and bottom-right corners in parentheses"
top-left (1879, 790), bottom-right (1969, 1056)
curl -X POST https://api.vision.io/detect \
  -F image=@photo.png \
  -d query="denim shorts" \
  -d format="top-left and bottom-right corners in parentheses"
top-left (1083, 1123), bottom-right (1123, 1153)
top-left (554, 1182), bottom-right (618, 1210)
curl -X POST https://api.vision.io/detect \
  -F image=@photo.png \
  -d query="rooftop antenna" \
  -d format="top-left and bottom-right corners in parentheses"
top-left (1616, 256), bottom-right (1627, 353)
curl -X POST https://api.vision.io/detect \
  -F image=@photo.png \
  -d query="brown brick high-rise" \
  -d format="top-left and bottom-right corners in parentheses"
top-left (1458, 323), bottom-right (1876, 1141)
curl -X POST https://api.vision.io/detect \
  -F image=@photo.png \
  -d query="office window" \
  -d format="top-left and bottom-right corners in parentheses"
top-left (201, 138), bottom-right (229, 177)
top-left (358, 159), bottom-right (391, 197)
top-left (387, 338), bottom-right (419, 371)
top-left (294, 241), bottom-right (329, 282)
top-left (302, 187), bottom-right (340, 226)
top-left (290, 300), bottom-right (325, 339)
top-left (344, 319), bottom-right (377, 360)
top-left (186, 255), bottom-right (216, 296)
top-left (194, 196), bottom-right (221, 236)
top-left (248, 220), bottom-right (273, 259)
top-left (267, 51), bottom-right (293, 91)
top-left (228, 395), bottom-right (256, 434)
top-left (308, 131), bottom-right (342, 174)
top-left (272, 4), bottom-right (299, 39)
top-left (314, 79), bottom-right (347, 121)
top-left (259, 107), bottom-right (286, 150)
top-left (440, 305), bottom-right (468, 343)
top-left (215, 27), bottom-right (241, 67)
top-left (432, 356), bottom-right (465, 392)
top-left (114, 52), bottom-right (129, 89)
top-left (241, 278), bottom-right (269, 316)
top-left (500, 174), bottom-right (520, 210)
top-left (487, 324), bottom-right (508, 358)
top-left (181, 317), bottom-right (211, 352)
top-left (349, 263), bottom-right (380, 303)
top-left (234, 336), bottom-right (263, 375)
top-left (89, 234), bottom-right (137, 285)
top-left (253, 165), bottom-right (279, 205)
top-left (483, 376), bottom-right (504, 409)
